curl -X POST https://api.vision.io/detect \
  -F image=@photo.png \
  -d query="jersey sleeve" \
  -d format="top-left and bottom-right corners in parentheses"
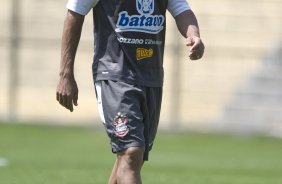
top-left (167, 0), bottom-right (191, 17)
top-left (66, 0), bottom-right (100, 16)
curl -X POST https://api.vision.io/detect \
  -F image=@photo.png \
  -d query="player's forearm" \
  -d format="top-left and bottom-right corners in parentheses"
top-left (175, 10), bottom-right (200, 38)
top-left (60, 10), bottom-right (84, 78)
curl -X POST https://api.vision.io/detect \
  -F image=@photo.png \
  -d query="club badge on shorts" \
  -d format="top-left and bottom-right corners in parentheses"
top-left (113, 112), bottom-right (129, 138)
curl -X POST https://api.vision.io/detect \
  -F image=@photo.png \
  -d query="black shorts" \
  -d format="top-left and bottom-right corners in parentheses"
top-left (95, 80), bottom-right (162, 161)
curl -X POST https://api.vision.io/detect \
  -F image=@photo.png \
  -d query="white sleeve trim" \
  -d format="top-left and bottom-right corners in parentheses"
top-left (66, 0), bottom-right (99, 16)
top-left (168, 0), bottom-right (191, 17)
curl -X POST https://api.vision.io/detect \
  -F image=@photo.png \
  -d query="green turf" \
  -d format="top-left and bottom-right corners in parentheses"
top-left (0, 123), bottom-right (282, 184)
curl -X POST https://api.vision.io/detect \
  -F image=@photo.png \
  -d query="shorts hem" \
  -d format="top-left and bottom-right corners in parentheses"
top-left (111, 142), bottom-right (151, 161)
top-left (112, 142), bottom-right (145, 154)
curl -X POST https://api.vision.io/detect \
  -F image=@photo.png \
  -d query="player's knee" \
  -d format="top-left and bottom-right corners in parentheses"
top-left (118, 147), bottom-right (144, 169)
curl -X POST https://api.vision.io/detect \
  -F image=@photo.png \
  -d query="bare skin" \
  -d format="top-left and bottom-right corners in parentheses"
top-left (116, 147), bottom-right (144, 184)
top-left (56, 8), bottom-right (204, 184)
top-left (175, 10), bottom-right (205, 60)
top-left (56, 10), bottom-right (84, 112)
top-left (108, 159), bottom-right (119, 184)
top-left (108, 147), bottom-right (145, 184)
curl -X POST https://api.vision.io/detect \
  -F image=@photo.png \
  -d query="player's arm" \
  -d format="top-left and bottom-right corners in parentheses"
top-left (175, 10), bottom-right (205, 60)
top-left (56, 10), bottom-right (84, 112)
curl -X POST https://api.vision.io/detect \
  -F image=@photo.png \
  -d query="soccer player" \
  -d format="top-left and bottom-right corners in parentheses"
top-left (56, 0), bottom-right (204, 183)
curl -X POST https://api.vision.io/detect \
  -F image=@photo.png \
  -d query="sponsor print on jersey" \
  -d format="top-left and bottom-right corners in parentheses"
top-left (136, 48), bottom-right (154, 60)
top-left (118, 37), bottom-right (163, 45)
top-left (113, 112), bottom-right (129, 138)
top-left (115, 0), bottom-right (165, 34)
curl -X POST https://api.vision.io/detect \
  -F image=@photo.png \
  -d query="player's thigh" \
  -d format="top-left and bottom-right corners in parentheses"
top-left (97, 80), bottom-right (146, 153)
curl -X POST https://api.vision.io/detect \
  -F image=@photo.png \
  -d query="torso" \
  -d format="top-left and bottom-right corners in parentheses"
top-left (93, 0), bottom-right (168, 87)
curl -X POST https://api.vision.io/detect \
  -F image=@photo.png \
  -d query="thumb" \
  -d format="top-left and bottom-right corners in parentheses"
top-left (73, 93), bottom-right (78, 106)
top-left (186, 37), bottom-right (194, 47)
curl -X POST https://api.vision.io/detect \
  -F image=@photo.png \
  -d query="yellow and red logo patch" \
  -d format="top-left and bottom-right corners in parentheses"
top-left (136, 48), bottom-right (153, 60)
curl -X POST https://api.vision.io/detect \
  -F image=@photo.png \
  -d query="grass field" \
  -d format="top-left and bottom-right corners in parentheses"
top-left (0, 123), bottom-right (282, 184)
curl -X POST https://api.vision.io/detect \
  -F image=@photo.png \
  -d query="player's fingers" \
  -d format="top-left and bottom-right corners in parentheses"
top-left (186, 37), bottom-right (193, 47)
top-left (73, 92), bottom-right (78, 106)
top-left (189, 53), bottom-right (200, 60)
top-left (190, 52), bottom-right (203, 60)
top-left (56, 92), bottom-right (59, 102)
top-left (189, 41), bottom-right (205, 60)
top-left (63, 95), bottom-right (69, 109)
top-left (59, 93), bottom-right (64, 106)
top-left (67, 97), bottom-right (73, 112)
top-left (189, 48), bottom-right (203, 60)
top-left (190, 39), bottom-right (201, 52)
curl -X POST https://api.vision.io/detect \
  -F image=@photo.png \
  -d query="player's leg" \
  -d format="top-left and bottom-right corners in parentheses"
top-left (95, 81), bottom-right (118, 184)
top-left (108, 159), bottom-right (118, 184)
top-left (95, 80), bottom-right (147, 183)
top-left (108, 147), bottom-right (144, 184)
top-left (116, 147), bottom-right (144, 184)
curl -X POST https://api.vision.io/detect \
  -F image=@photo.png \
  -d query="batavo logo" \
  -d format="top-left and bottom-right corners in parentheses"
top-left (136, 48), bottom-right (153, 60)
top-left (115, 0), bottom-right (165, 34)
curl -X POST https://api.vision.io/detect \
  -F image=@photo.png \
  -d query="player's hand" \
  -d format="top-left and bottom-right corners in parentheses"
top-left (56, 75), bottom-right (78, 112)
top-left (186, 36), bottom-right (205, 60)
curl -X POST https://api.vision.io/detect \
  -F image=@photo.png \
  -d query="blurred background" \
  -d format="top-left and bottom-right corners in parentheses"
top-left (1, 1), bottom-right (282, 183)
top-left (1, 0), bottom-right (282, 136)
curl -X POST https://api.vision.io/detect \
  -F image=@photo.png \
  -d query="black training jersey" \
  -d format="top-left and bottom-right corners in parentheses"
top-left (93, 0), bottom-right (168, 87)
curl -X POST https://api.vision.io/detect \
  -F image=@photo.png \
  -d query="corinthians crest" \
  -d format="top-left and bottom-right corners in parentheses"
top-left (137, 0), bottom-right (154, 15)
top-left (113, 112), bottom-right (129, 138)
